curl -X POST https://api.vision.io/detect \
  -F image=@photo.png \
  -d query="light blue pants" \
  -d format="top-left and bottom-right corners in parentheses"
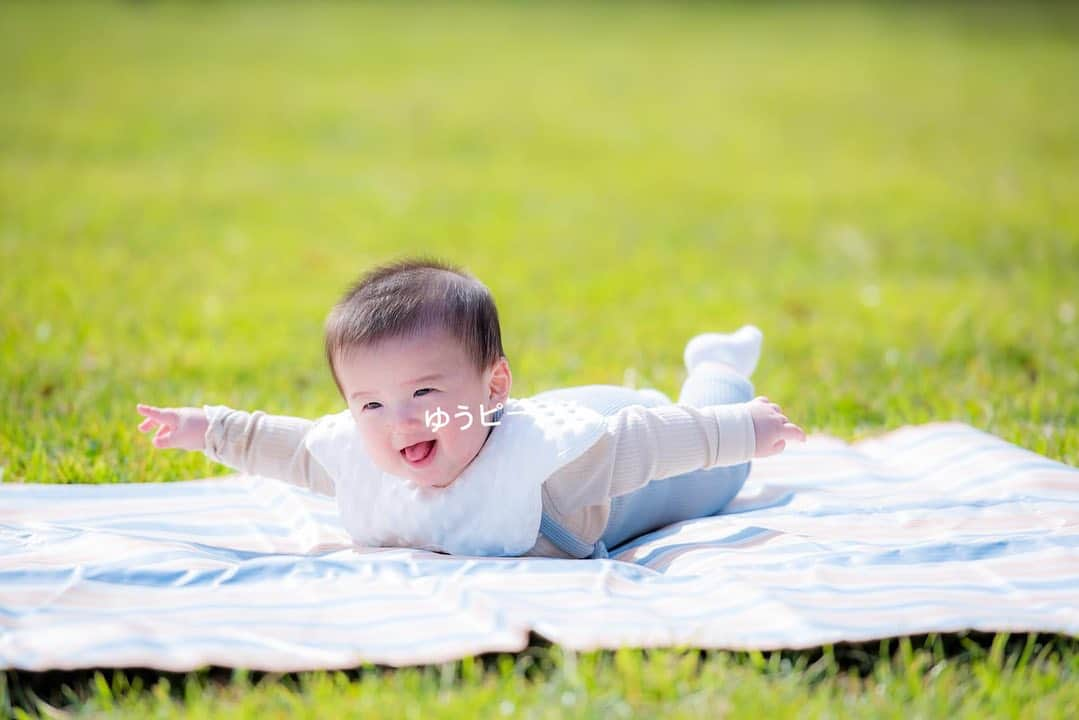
top-left (530, 364), bottom-right (754, 558)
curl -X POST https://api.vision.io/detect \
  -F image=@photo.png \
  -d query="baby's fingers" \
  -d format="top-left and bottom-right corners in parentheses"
top-left (152, 427), bottom-right (174, 448)
top-left (137, 404), bottom-right (169, 419)
top-left (782, 422), bottom-right (807, 443)
top-left (138, 417), bottom-right (158, 432)
top-left (137, 404), bottom-right (178, 425)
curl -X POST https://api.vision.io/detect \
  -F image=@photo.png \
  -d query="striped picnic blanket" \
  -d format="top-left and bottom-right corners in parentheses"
top-left (2, 422), bottom-right (1077, 671)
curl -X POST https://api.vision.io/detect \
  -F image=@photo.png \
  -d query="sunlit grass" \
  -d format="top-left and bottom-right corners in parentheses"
top-left (4, 634), bottom-right (1079, 718)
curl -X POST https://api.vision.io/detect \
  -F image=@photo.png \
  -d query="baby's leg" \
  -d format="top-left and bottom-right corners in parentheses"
top-left (528, 383), bottom-right (670, 415)
top-left (677, 361), bottom-right (754, 407)
top-left (599, 328), bottom-right (761, 551)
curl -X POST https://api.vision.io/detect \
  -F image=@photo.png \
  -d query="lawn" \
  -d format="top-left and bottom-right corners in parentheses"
top-left (1, 0), bottom-right (1077, 716)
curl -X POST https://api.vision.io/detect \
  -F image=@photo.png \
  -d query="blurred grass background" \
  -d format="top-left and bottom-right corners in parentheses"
top-left (1, 0), bottom-right (1077, 715)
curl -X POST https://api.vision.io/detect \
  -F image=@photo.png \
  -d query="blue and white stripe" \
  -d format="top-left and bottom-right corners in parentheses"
top-left (2, 421), bottom-right (1076, 671)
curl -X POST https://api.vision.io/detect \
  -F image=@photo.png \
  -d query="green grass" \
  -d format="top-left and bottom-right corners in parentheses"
top-left (1, 0), bottom-right (1077, 716)
top-left (3, 634), bottom-right (1079, 718)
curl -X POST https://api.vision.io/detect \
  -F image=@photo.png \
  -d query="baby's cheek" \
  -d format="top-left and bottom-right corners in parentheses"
top-left (354, 424), bottom-right (390, 459)
top-left (465, 417), bottom-right (490, 448)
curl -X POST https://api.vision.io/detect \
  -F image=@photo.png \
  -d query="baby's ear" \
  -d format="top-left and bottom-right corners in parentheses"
top-left (487, 356), bottom-right (512, 401)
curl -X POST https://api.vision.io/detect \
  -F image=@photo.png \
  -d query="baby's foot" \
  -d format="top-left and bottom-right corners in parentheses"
top-left (683, 325), bottom-right (764, 377)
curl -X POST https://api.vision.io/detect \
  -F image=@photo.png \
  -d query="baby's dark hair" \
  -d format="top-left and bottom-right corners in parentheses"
top-left (324, 256), bottom-right (507, 400)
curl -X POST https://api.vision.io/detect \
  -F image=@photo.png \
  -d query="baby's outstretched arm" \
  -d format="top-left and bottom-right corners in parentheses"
top-left (544, 395), bottom-right (806, 510)
top-left (135, 403), bottom-right (336, 497)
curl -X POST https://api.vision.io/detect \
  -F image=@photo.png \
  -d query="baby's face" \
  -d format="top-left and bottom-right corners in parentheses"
top-left (334, 328), bottom-right (511, 490)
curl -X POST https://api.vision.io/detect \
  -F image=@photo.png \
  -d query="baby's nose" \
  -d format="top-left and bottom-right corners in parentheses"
top-left (393, 405), bottom-right (427, 429)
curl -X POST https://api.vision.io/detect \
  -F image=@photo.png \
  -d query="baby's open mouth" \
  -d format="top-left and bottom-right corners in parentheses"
top-left (401, 439), bottom-right (437, 465)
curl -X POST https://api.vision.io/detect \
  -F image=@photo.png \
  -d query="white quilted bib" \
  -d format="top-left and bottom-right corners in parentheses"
top-left (302, 396), bottom-right (608, 556)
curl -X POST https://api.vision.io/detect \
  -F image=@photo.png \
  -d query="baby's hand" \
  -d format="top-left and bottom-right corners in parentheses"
top-left (748, 396), bottom-right (806, 458)
top-left (136, 404), bottom-right (208, 451)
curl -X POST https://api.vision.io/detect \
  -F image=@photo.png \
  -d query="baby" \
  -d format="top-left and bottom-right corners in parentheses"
top-left (136, 257), bottom-right (805, 558)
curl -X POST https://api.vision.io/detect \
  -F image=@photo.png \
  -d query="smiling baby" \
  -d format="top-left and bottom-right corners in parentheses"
top-left (136, 256), bottom-right (804, 558)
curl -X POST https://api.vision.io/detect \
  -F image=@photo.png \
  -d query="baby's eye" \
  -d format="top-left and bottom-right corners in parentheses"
top-left (362, 401), bottom-right (382, 411)
top-left (415, 388), bottom-right (437, 397)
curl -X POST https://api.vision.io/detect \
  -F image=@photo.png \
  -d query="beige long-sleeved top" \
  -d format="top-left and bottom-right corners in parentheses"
top-left (201, 401), bottom-right (756, 558)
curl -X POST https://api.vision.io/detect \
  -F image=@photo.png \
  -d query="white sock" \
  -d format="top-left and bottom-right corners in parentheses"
top-left (683, 325), bottom-right (764, 378)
